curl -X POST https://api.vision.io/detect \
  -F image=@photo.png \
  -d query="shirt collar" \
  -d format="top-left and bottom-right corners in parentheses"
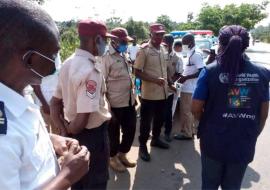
top-left (169, 51), bottom-right (174, 56)
top-left (0, 83), bottom-right (38, 118)
top-left (108, 44), bottom-right (117, 55)
top-left (75, 48), bottom-right (96, 63)
top-left (187, 47), bottom-right (196, 56)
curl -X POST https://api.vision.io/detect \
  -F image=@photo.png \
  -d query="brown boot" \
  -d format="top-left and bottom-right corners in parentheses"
top-left (109, 156), bottom-right (126, 172)
top-left (118, 152), bottom-right (136, 168)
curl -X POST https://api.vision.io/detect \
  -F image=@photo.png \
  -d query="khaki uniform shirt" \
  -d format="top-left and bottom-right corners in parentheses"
top-left (134, 42), bottom-right (168, 100)
top-left (101, 44), bottom-right (135, 108)
top-left (166, 51), bottom-right (183, 94)
top-left (54, 49), bottom-right (111, 129)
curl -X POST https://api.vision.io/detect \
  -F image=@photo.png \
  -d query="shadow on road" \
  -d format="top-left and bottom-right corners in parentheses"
top-left (242, 166), bottom-right (260, 189)
top-left (131, 135), bottom-right (201, 190)
top-left (109, 169), bottom-right (131, 190)
top-left (125, 103), bottom-right (201, 189)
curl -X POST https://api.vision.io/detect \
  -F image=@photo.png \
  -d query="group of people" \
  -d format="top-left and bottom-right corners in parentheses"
top-left (0, 1), bottom-right (269, 190)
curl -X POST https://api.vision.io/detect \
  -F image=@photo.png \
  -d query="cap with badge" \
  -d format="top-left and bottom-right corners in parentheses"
top-left (149, 23), bottom-right (166, 34)
top-left (111, 27), bottom-right (133, 42)
top-left (0, 101), bottom-right (7, 135)
top-left (78, 19), bottom-right (117, 38)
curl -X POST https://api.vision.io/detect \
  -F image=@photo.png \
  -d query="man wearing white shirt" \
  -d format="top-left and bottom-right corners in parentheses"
top-left (0, 1), bottom-right (89, 189)
top-left (175, 34), bottom-right (205, 140)
top-left (127, 35), bottom-right (140, 64)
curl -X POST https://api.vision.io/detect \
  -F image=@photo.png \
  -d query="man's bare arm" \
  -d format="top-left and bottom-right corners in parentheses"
top-left (191, 99), bottom-right (205, 121)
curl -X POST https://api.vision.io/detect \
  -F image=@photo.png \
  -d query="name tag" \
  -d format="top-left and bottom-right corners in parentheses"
top-left (0, 101), bottom-right (7, 135)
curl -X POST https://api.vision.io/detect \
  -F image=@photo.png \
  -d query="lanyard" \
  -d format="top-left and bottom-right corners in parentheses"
top-left (187, 50), bottom-right (195, 66)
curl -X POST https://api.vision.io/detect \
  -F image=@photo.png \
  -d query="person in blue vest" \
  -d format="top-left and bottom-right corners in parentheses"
top-left (192, 25), bottom-right (269, 190)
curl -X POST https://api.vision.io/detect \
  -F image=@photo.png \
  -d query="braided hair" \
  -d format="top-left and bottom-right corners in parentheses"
top-left (217, 25), bottom-right (250, 83)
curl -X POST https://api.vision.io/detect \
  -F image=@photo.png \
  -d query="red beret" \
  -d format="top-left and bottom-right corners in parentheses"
top-left (150, 23), bottom-right (166, 34)
top-left (78, 19), bottom-right (116, 38)
top-left (111, 27), bottom-right (133, 42)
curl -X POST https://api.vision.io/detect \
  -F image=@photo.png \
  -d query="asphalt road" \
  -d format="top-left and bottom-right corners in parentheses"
top-left (107, 42), bottom-right (270, 190)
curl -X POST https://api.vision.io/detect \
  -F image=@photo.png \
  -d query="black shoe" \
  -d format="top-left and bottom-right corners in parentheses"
top-left (164, 134), bottom-right (172, 142)
top-left (174, 134), bottom-right (193, 140)
top-left (139, 146), bottom-right (151, 162)
top-left (150, 138), bottom-right (169, 149)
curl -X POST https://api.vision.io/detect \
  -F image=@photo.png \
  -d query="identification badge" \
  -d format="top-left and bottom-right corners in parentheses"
top-left (86, 80), bottom-right (97, 99)
top-left (0, 101), bottom-right (7, 135)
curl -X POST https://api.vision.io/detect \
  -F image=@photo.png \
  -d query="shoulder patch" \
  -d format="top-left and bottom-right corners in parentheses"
top-left (0, 101), bottom-right (7, 135)
top-left (86, 80), bottom-right (97, 99)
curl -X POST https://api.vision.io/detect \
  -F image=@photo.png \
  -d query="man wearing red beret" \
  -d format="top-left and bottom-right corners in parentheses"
top-left (101, 27), bottom-right (137, 172)
top-left (51, 19), bottom-right (116, 189)
top-left (134, 23), bottom-right (170, 162)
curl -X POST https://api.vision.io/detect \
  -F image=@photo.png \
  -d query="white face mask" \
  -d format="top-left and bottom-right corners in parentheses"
top-left (182, 45), bottom-right (190, 53)
top-left (175, 52), bottom-right (182, 57)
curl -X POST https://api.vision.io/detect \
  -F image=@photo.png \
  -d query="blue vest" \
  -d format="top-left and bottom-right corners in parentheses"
top-left (198, 61), bottom-right (269, 163)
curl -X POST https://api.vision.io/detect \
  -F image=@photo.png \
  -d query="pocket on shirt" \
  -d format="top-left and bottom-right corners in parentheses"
top-left (110, 62), bottom-right (124, 78)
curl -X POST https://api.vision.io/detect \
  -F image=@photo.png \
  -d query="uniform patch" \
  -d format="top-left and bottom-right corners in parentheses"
top-left (0, 101), bottom-right (7, 135)
top-left (86, 80), bottom-right (97, 99)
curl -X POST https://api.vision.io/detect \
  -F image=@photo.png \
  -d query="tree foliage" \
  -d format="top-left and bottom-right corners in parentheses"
top-left (56, 21), bottom-right (79, 61)
top-left (105, 17), bottom-right (123, 31)
top-left (251, 24), bottom-right (270, 43)
top-left (124, 18), bottom-right (149, 41)
top-left (197, 4), bottom-right (223, 35)
top-left (156, 15), bottom-right (177, 32)
top-left (54, 1), bottom-right (269, 60)
top-left (197, 1), bottom-right (269, 35)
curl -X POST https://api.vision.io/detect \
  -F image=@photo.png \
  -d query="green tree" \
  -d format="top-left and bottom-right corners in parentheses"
top-left (156, 15), bottom-right (177, 32)
top-left (222, 2), bottom-right (268, 30)
top-left (106, 17), bottom-right (123, 31)
top-left (252, 24), bottom-right (270, 43)
top-left (187, 12), bottom-right (194, 22)
top-left (197, 4), bottom-right (223, 35)
top-left (124, 18), bottom-right (149, 41)
top-left (176, 22), bottom-right (199, 31)
top-left (197, 1), bottom-right (269, 35)
top-left (56, 21), bottom-right (79, 61)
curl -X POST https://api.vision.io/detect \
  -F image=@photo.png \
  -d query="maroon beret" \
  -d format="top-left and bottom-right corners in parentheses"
top-left (111, 27), bottom-right (133, 42)
top-left (78, 19), bottom-right (116, 38)
top-left (150, 23), bottom-right (166, 34)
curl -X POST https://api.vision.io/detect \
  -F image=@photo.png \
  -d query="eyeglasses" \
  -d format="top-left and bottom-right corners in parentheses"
top-left (22, 50), bottom-right (56, 64)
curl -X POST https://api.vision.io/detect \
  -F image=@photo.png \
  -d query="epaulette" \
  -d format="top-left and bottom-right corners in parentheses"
top-left (140, 43), bottom-right (149, 49)
top-left (0, 101), bottom-right (7, 135)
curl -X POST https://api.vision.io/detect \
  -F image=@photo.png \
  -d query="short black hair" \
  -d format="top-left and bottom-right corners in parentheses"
top-left (0, 0), bottom-right (58, 65)
top-left (182, 34), bottom-right (195, 44)
top-left (174, 41), bottom-right (182, 47)
top-left (163, 34), bottom-right (174, 45)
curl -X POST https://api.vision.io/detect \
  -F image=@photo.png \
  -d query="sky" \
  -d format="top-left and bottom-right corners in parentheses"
top-left (42, 0), bottom-right (270, 26)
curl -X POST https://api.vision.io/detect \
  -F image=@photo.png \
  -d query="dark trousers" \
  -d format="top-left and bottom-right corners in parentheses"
top-left (164, 94), bottom-right (174, 135)
top-left (109, 106), bottom-right (136, 157)
top-left (72, 122), bottom-right (109, 190)
top-left (201, 153), bottom-right (248, 190)
top-left (139, 98), bottom-right (166, 146)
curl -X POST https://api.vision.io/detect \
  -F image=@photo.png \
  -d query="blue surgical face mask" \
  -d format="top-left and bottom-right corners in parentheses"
top-left (116, 44), bottom-right (128, 53)
top-left (96, 35), bottom-right (107, 56)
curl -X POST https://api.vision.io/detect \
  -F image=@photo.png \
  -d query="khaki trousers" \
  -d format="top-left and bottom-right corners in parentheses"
top-left (177, 92), bottom-right (198, 137)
